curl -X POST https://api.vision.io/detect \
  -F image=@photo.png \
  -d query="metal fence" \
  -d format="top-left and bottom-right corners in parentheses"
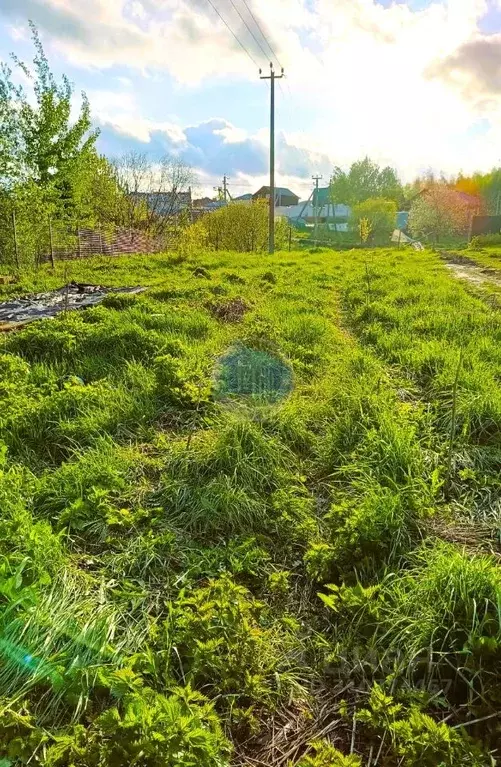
top-left (43, 223), bottom-right (175, 263)
top-left (0, 214), bottom-right (179, 269)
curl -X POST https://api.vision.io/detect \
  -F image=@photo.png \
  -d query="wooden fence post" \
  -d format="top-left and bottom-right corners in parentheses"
top-left (12, 210), bottom-right (19, 269)
top-left (48, 217), bottom-right (55, 268)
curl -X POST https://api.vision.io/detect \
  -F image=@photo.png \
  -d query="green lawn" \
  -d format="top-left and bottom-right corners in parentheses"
top-left (0, 247), bottom-right (499, 766)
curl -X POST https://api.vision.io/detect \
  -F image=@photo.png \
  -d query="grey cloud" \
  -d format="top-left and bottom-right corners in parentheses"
top-left (96, 118), bottom-right (268, 176)
top-left (0, 0), bottom-right (92, 44)
top-left (427, 35), bottom-right (501, 97)
top-left (0, 0), bottom-right (283, 72)
top-left (96, 118), bottom-right (330, 181)
top-left (0, 0), bottom-right (152, 63)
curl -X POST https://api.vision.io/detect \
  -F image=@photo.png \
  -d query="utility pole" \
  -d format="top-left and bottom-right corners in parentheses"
top-left (312, 175), bottom-right (323, 243)
top-left (260, 62), bottom-right (284, 254)
top-left (214, 176), bottom-right (231, 203)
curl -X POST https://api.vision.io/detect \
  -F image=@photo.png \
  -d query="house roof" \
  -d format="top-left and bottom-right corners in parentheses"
top-left (234, 193), bottom-right (253, 201)
top-left (253, 186), bottom-right (299, 199)
top-left (275, 187), bottom-right (297, 197)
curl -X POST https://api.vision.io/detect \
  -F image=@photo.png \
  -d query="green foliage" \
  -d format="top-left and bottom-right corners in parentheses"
top-left (469, 232), bottom-right (501, 248)
top-left (295, 740), bottom-right (361, 766)
top-left (193, 200), bottom-right (289, 252)
top-left (351, 198), bottom-right (397, 245)
top-left (1, 22), bottom-right (97, 187)
top-left (0, 26), bottom-right (146, 270)
top-left (41, 687), bottom-right (231, 766)
top-left (330, 157), bottom-right (402, 205)
top-left (154, 353), bottom-right (210, 408)
top-left (172, 575), bottom-right (267, 699)
top-left (358, 684), bottom-right (488, 766)
top-left (171, 574), bottom-right (301, 716)
top-left (321, 485), bottom-right (418, 577)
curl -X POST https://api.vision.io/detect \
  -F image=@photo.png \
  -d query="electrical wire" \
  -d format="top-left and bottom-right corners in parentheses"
top-left (227, 0), bottom-right (272, 64)
top-left (204, 0), bottom-right (260, 68)
top-left (238, 0), bottom-right (284, 69)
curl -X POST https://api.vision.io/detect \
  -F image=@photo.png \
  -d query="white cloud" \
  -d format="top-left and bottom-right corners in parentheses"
top-left (2, 0), bottom-right (501, 180)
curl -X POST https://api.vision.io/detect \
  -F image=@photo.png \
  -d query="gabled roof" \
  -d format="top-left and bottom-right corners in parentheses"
top-left (234, 193), bottom-right (253, 201)
top-left (253, 186), bottom-right (299, 199)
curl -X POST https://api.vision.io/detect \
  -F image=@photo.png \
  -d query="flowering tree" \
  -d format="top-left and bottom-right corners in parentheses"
top-left (408, 188), bottom-right (472, 244)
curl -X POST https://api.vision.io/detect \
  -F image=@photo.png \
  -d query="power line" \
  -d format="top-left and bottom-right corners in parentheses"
top-left (239, 0), bottom-right (283, 69)
top-left (227, 0), bottom-right (272, 63)
top-left (204, 0), bottom-right (260, 68)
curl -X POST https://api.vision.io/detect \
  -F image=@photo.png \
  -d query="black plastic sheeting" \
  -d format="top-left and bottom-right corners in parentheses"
top-left (0, 283), bottom-right (146, 327)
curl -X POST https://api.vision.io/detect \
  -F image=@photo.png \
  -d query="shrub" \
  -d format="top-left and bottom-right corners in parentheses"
top-left (171, 574), bottom-right (297, 710)
top-left (41, 686), bottom-right (231, 767)
top-left (469, 233), bottom-right (501, 248)
top-left (295, 741), bottom-right (361, 767)
top-left (154, 354), bottom-right (211, 408)
top-left (350, 198), bottom-right (397, 245)
top-left (357, 684), bottom-right (487, 766)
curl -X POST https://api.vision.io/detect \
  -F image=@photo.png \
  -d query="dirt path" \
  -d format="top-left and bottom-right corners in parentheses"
top-left (441, 252), bottom-right (501, 288)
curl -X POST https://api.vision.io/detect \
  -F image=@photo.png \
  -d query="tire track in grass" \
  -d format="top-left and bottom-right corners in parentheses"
top-left (335, 248), bottom-right (501, 548)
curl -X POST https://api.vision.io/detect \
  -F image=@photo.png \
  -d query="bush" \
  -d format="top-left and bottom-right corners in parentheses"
top-left (350, 198), bottom-right (397, 245)
top-left (170, 574), bottom-right (300, 712)
top-left (189, 200), bottom-right (289, 252)
top-left (357, 684), bottom-right (487, 767)
top-left (295, 741), bottom-right (361, 767)
top-left (469, 233), bottom-right (501, 248)
top-left (154, 354), bottom-right (210, 408)
top-left (40, 687), bottom-right (231, 767)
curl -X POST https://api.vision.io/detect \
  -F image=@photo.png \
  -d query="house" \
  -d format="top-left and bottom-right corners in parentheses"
top-left (275, 186), bottom-right (351, 231)
top-left (131, 190), bottom-right (192, 216)
top-left (253, 186), bottom-right (300, 207)
top-left (193, 197), bottom-right (226, 211)
top-left (233, 193), bottom-right (253, 204)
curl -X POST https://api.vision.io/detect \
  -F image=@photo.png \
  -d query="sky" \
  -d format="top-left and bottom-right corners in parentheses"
top-left (1, 0), bottom-right (501, 199)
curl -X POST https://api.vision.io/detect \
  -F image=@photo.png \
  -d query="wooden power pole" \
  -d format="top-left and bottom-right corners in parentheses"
top-left (260, 62), bottom-right (284, 254)
top-left (312, 175), bottom-right (323, 243)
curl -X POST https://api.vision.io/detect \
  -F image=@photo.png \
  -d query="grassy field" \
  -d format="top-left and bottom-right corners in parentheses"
top-left (0, 247), bottom-right (500, 765)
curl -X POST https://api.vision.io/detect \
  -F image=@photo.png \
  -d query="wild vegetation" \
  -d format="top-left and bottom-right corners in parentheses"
top-left (0, 244), bottom-right (500, 765)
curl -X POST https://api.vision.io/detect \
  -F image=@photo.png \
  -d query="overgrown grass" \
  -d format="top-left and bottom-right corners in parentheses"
top-left (0, 248), bottom-right (500, 765)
